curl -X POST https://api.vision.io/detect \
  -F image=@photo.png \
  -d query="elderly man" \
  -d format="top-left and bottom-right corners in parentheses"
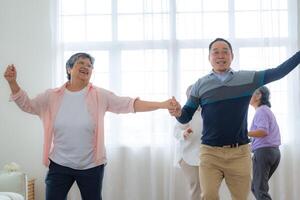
top-left (170, 38), bottom-right (300, 200)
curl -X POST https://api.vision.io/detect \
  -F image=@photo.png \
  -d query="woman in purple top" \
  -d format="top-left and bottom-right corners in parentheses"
top-left (248, 86), bottom-right (281, 200)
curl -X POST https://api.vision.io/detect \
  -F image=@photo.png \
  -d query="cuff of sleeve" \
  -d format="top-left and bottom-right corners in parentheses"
top-left (131, 97), bottom-right (140, 113)
top-left (9, 89), bottom-right (23, 102)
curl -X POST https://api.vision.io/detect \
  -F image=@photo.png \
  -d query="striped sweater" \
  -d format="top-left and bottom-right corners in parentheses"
top-left (177, 51), bottom-right (300, 146)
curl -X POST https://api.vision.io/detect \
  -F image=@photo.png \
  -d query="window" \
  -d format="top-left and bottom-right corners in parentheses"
top-left (59, 0), bottom-right (293, 145)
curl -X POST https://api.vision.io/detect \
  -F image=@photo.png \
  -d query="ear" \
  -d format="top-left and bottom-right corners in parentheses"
top-left (256, 92), bottom-right (262, 100)
top-left (67, 67), bottom-right (71, 75)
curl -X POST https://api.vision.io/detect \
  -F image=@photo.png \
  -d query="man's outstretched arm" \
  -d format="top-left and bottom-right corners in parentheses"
top-left (263, 51), bottom-right (300, 84)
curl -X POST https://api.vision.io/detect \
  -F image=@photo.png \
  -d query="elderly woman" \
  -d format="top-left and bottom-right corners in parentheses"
top-left (248, 86), bottom-right (281, 200)
top-left (4, 52), bottom-right (176, 200)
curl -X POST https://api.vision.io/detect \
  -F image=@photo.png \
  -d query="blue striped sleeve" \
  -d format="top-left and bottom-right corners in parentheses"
top-left (263, 51), bottom-right (300, 84)
top-left (176, 96), bottom-right (199, 124)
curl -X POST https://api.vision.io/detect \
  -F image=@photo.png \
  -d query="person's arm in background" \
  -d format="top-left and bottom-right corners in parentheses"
top-left (248, 130), bottom-right (267, 138)
top-left (248, 108), bottom-right (269, 138)
top-left (174, 122), bottom-right (192, 141)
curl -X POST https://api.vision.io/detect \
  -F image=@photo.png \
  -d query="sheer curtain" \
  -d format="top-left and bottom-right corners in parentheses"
top-left (49, 0), bottom-right (299, 199)
top-left (281, 1), bottom-right (300, 199)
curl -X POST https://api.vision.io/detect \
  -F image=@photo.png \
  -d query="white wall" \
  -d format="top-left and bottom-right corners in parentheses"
top-left (0, 1), bottom-right (53, 199)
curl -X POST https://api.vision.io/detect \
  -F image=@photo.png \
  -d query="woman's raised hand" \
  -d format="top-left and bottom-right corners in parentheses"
top-left (4, 64), bottom-right (17, 83)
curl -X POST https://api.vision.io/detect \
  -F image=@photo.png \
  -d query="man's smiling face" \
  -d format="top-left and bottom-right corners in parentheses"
top-left (209, 41), bottom-right (233, 73)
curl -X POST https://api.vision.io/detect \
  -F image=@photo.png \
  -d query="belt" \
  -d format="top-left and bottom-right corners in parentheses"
top-left (221, 143), bottom-right (247, 148)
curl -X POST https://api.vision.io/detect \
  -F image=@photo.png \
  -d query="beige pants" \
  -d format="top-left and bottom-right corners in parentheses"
top-left (180, 159), bottom-right (201, 200)
top-left (199, 144), bottom-right (252, 200)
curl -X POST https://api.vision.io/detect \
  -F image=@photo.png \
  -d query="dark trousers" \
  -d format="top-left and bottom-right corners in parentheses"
top-left (251, 147), bottom-right (280, 200)
top-left (45, 160), bottom-right (105, 200)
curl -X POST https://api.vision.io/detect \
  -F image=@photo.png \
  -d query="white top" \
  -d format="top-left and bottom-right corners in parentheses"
top-left (50, 87), bottom-right (96, 170)
top-left (173, 109), bottom-right (203, 166)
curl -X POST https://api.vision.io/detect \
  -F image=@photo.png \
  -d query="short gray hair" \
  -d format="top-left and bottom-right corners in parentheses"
top-left (255, 86), bottom-right (271, 108)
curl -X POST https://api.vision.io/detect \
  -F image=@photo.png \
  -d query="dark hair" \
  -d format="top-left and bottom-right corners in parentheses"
top-left (209, 38), bottom-right (233, 55)
top-left (66, 52), bottom-right (95, 80)
top-left (256, 86), bottom-right (271, 108)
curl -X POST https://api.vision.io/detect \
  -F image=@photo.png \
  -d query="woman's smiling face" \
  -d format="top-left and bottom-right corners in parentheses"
top-left (68, 57), bottom-right (94, 82)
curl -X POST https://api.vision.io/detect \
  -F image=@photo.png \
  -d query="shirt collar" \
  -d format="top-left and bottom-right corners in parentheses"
top-left (210, 68), bottom-right (234, 76)
top-left (54, 82), bottom-right (93, 93)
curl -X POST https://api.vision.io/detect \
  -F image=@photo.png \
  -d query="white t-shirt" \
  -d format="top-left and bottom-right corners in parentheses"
top-left (50, 87), bottom-right (96, 169)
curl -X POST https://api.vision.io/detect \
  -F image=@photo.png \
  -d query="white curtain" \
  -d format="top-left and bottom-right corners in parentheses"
top-left (264, 0), bottom-right (300, 199)
top-left (48, 0), bottom-right (300, 199)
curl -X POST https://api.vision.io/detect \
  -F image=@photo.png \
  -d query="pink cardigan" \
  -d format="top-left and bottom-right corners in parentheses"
top-left (11, 83), bottom-right (136, 166)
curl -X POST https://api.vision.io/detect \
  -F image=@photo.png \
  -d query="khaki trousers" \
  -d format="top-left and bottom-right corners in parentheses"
top-left (199, 144), bottom-right (252, 200)
top-left (180, 160), bottom-right (201, 200)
